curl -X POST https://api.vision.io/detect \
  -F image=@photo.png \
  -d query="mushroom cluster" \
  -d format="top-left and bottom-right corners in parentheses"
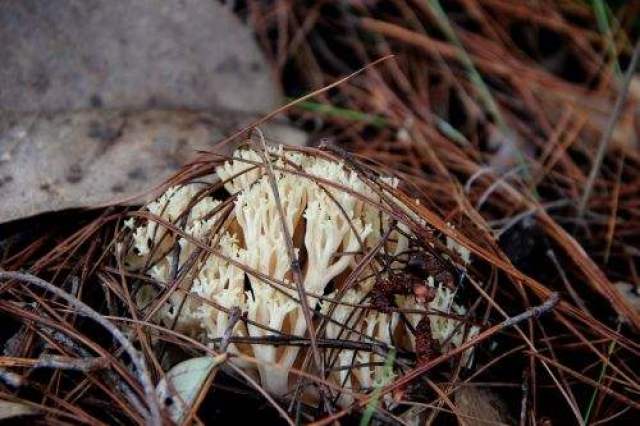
top-left (123, 145), bottom-right (478, 402)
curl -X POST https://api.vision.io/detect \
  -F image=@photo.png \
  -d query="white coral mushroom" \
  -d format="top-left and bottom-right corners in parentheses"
top-left (123, 145), bottom-right (479, 402)
top-left (322, 288), bottom-right (397, 406)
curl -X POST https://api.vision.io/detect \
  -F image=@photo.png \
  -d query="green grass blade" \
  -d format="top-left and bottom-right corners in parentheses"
top-left (290, 99), bottom-right (388, 128)
top-left (592, 0), bottom-right (623, 79)
top-left (360, 349), bottom-right (396, 426)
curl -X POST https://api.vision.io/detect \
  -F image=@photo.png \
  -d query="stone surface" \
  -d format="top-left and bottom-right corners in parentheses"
top-left (0, 0), bottom-right (306, 223)
top-left (0, 109), bottom-right (305, 223)
top-left (0, 0), bottom-right (279, 113)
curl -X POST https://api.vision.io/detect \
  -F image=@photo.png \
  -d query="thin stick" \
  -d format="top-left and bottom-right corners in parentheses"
top-left (253, 128), bottom-right (332, 412)
top-left (209, 335), bottom-right (397, 354)
top-left (519, 370), bottom-right (529, 426)
top-left (220, 307), bottom-right (241, 352)
top-left (0, 355), bottom-right (108, 372)
top-left (577, 37), bottom-right (640, 217)
top-left (501, 292), bottom-right (559, 328)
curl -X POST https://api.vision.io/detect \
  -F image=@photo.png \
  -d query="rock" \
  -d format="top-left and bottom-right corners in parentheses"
top-left (0, 0), bottom-right (307, 223)
top-left (0, 109), bottom-right (305, 223)
top-left (0, 0), bottom-right (279, 113)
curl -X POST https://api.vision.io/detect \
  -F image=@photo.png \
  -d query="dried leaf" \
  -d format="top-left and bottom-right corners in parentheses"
top-left (156, 354), bottom-right (227, 424)
top-left (0, 400), bottom-right (40, 420)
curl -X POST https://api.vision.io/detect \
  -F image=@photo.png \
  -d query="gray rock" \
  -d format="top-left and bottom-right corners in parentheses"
top-left (0, 0), bottom-right (307, 223)
top-left (0, 0), bottom-right (279, 113)
top-left (0, 109), bottom-right (305, 223)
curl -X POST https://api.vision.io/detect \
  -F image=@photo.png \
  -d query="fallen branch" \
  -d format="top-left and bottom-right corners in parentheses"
top-left (0, 355), bottom-right (108, 372)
